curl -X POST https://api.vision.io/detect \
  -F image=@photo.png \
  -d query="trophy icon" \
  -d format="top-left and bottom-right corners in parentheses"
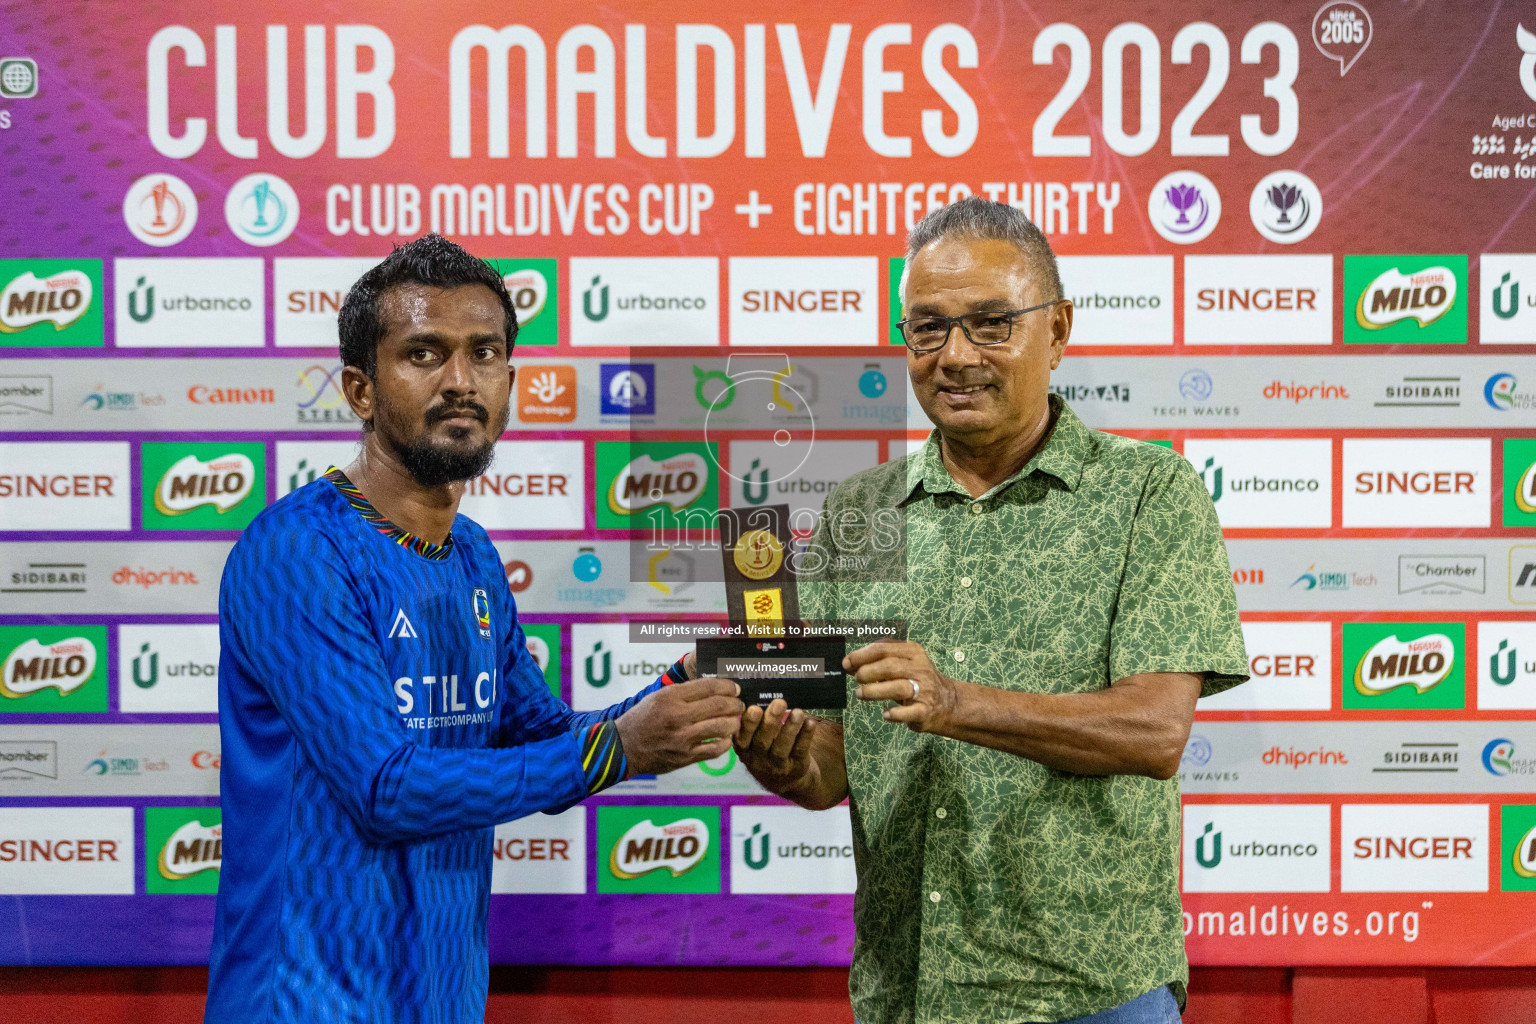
top-left (1165, 183), bottom-right (1202, 225)
top-left (1266, 182), bottom-right (1301, 224)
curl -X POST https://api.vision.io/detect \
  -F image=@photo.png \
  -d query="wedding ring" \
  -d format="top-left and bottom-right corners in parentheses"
top-left (908, 679), bottom-right (919, 702)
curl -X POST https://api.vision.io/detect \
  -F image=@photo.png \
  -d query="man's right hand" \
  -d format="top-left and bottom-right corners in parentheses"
top-left (615, 678), bottom-right (745, 777)
top-left (734, 699), bottom-right (818, 797)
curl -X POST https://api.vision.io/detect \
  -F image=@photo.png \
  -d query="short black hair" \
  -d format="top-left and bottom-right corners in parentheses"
top-left (338, 233), bottom-right (517, 378)
top-left (903, 196), bottom-right (1063, 306)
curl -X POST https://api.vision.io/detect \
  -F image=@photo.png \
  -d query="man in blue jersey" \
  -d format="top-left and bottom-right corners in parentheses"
top-left (207, 234), bottom-right (742, 1023)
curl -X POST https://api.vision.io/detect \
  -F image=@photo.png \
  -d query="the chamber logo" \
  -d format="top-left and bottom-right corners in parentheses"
top-left (1, 636), bottom-right (97, 698)
top-left (154, 453), bottom-right (256, 516)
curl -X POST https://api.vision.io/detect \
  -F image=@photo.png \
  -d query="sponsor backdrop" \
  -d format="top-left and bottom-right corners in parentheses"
top-left (0, 0), bottom-right (1534, 971)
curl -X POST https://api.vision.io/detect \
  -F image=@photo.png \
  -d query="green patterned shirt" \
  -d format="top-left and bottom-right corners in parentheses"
top-left (801, 396), bottom-right (1248, 1024)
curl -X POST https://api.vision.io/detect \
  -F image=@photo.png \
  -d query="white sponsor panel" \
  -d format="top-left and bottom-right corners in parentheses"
top-left (0, 441), bottom-right (130, 530)
top-left (1480, 254), bottom-right (1536, 344)
top-left (113, 258), bottom-right (264, 348)
top-left (730, 804), bottom-right (857, 894)
top-left (570, 257), bottom-right (718, 346)
top-left (118, 624), bottom-right (220, 714)
top-left (458, 441), bottom-right (584, 530)
top-left (1200, 621), bottom-right (1332, 711)
top-left (1341, 803), bottom-right (1488, 892)
top-left (0, 806), bottom-right (134, 894)
top-left (1477, 621), bottom-right (1536, 710)
top-left (275, 441), bottom-right (362, 497)
top-left (726, 440), bottom-right (879, 523)
top-left (491, 808), bottom-right (586, 894)
top-left (1342, 438), bottom-right (1491, 528)
top-left (728, 257), bottom-right (877, 346)
top-left (1057, 256), bottom-right (1173, 346)
top-left (1182, 803), bottom-right (1331, 893)
top-left (274, 258), bottom-right (377, 347)
top-left (1184, 255), bottom-right (1333, 345)
top-left (1184, 439), bottom-right (1333, 528)
top-left (570, 622), bottom-right (689, 711)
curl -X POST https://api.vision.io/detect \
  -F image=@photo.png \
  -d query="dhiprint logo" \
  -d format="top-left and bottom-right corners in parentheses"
top-left (598, 806), bottom-right (721, 893)
top-left (569, 257), bottom-right (719, 346)
top-left (600, 364), bottom-right (655, 416)
top-left (1477, 622), bottom-right (1536, 710)
top-left (1343, 622), bottom-right (1465, 710)
top-left (729, 805), bottom-right (858, 894)
top-left (123, 174), bottom-right (198, 247)
top-left (1148, 171), bottom-right (1220, 245)
top-left (224, 173), bottom-right (299, 246)
top-left (113, 258), bottom-right (264, 348)
top-left (1344, 256), bottom-right (1468, 344)
top-left (1249, 171), bottom-right (1323, 245)
top-left (1480, 255), bottom-right (1536, 344)
top-left (118, 624), bottom-right (219, 713)
top-left (1182, 805), bottom-right (1331, 893)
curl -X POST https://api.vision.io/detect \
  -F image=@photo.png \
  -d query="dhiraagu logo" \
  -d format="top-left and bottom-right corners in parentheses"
top-left (595, 442), bottom-right (716, 530)
top-left (1342, 622), bottom-right (1465, 709)
top-left (597, 805), bottom-right (721, 894)
top-left (142, 441), bottom-right (266, 530)
top-left (144, 806), bottom-right (222, 894)
top-left (0, 626), bottom-right (108, 712)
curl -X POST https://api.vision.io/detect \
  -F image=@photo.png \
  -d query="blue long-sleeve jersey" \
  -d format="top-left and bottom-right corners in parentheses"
top-left (206, 471), bottom-right (663, 1023)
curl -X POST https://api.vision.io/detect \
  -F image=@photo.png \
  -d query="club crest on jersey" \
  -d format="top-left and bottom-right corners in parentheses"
top-left (472, 588), bottom-right (492, 639)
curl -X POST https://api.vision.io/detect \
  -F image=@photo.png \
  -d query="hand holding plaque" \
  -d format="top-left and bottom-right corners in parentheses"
top-left (695, 504), bottom-right (846, 708)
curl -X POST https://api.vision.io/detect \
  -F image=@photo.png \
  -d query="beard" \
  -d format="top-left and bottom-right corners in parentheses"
top-left (373, 387), bottom-right (509, 488)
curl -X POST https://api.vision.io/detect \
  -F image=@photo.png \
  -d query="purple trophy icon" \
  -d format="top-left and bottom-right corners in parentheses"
top-left (1266, 182), bottom-right (1301, 224)
top-left (1166, 183), bottom-right (1202, 225)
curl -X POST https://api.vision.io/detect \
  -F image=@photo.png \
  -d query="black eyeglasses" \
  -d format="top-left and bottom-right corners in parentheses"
top-left (895, 300), bottom-right (1063, 354)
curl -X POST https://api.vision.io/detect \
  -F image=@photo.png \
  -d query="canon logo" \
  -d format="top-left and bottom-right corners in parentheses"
top-left (1354, 471), bottom-right (1475, 495)
top-left (191, 750), bottom-right (220, 770)
top-left (187, 386), bottom-right (275, 405)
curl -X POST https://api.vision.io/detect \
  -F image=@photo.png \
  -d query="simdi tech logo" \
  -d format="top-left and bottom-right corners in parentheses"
top-left (1342, 622), bottom-right (1465, 710)
top-left (141, 442), bottom-right (267, 530)
top-left (1343, 255), bottom-right (1468, 344)
top-left (487, 259), bottom-right (557, 347)
top-left (0, 625), bottom-right (108, 712)
top-left (144, 806), bottom-right (222, 894)
top-left (594, 441), bottom-right (716, 530)
top-left (597, 805), bottom-right (721, 894)
top-left (0, 260), bottom-right (104, 347)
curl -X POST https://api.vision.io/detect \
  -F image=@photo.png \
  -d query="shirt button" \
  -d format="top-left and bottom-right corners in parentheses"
top-left (929, 891), bottom-right (942, 903)
top-left (952, 650), bottom-right (965, 663)
top-left (960, 576), bottom-right (972, 588)
top-left (935, 807), bottom-right (947, 819)
top-left (969, 503), bottom-right (984, 515)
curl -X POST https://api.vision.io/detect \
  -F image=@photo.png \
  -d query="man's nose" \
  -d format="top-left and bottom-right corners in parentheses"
top-left (439, 348), bottom-right (477, 394)
top-left (934, 321), bottom-right (982, 374)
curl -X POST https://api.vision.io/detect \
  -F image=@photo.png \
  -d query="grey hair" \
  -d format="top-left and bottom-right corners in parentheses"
top-left (901, 196), bottom-right (1063, 311)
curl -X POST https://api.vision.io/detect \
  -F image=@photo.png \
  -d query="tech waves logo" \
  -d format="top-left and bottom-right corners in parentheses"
top-left (158, 819), bottom-right (222, 880)
top-left (153, 453), bottom-right (255, 516)
top-left (0, 269), bottom-right (93, 333)
top-left (1, 637), bottom-right (97, 699)
top-left (1354, 633), bottom-right (1455, 696)
top-left (608, 818), bottom-right (709, 879)
top-left (1355, 266), bottom-right (1457, 330)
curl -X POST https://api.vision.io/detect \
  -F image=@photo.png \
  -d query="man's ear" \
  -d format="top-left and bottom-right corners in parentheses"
top-left (1048, 300), bottom-right (1074, 370)
top-left (341, 365), bottom-right (375, 425)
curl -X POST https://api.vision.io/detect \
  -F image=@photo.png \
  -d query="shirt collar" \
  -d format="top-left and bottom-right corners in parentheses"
top-left (904, 394), bottom-right (1089, 503)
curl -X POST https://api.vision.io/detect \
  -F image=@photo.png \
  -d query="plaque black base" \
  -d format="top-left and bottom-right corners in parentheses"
top-left (696, 637), bottom-right (847, 709)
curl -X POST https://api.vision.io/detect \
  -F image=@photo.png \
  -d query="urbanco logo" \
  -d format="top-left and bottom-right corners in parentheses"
top-left (118, 624), bottom-right (220, 714)
top-left (1480, 254), bottom-right (1536, 344)
top-left (1182, 804), bottom-right (1331, 893)
top-left (569, 257), bottom-right (718, 346)
top-left (1184, 439), bottom-right (1332, 528)
top-left (113, 258), bottom-right (264, 348)
top-left (730, 805), bottom-right (857, 894)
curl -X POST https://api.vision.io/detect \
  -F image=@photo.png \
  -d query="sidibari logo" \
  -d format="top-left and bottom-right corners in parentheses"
top-left (154, 453), bottom-right (256, 516)
top-left (158, 819), bottom-right (222, 880)
top-left (609, 817), bottom-right (709, 879)
top-left (0, 269), bottom-right (93, 333)
top-left (1, 637), bottom-right (97, 698)
top-left (1355, 266), bottom-right (1457, 330)
top-left (607, 452), bottom-right (708, 516)
top-left (1354, 633), bottom-right (1455, 696)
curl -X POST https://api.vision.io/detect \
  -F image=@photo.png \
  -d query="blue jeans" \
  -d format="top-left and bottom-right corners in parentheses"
top-left (1034, 985), bottom-right (1182, 1024)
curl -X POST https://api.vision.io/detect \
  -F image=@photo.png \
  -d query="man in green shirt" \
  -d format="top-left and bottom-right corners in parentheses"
top-left (731, 197), bottom-right (1248, 1024)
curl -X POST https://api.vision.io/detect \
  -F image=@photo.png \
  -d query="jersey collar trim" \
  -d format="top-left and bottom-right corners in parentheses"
top-left (324, 467), bottom-right (454, 562)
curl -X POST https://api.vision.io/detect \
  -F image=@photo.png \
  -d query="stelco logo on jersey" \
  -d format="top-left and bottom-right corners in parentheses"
top-left (595, 442), bottom-right (716, 529)
top-left (0, 626), bottom-right (108, 712)
top-left (1342, 622), bottom-right (1465, 710)
top-left (597, 806), bottom-right (721, 894)
top-left (141, 442), bottom-right (266, 530)
top-left (144, 807), bottom-right (222, 895)
top-left (0, 260), bottom-right (104, 347)
top-left (1344, 255), bottom-right (1468, 344)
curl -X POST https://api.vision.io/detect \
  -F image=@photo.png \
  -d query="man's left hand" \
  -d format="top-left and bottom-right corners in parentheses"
top-left (848, 642), bottom-right (962, 733)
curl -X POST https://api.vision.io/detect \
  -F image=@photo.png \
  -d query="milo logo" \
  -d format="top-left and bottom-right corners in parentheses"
top-left (1354, 633), bottom-right (1454, 696)
top-left (0, 269), bottom-right (93, 333)
top-left (1, 636), bottom-right (97, 699)
top-left (609, 817), bottom-right (709, 879)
